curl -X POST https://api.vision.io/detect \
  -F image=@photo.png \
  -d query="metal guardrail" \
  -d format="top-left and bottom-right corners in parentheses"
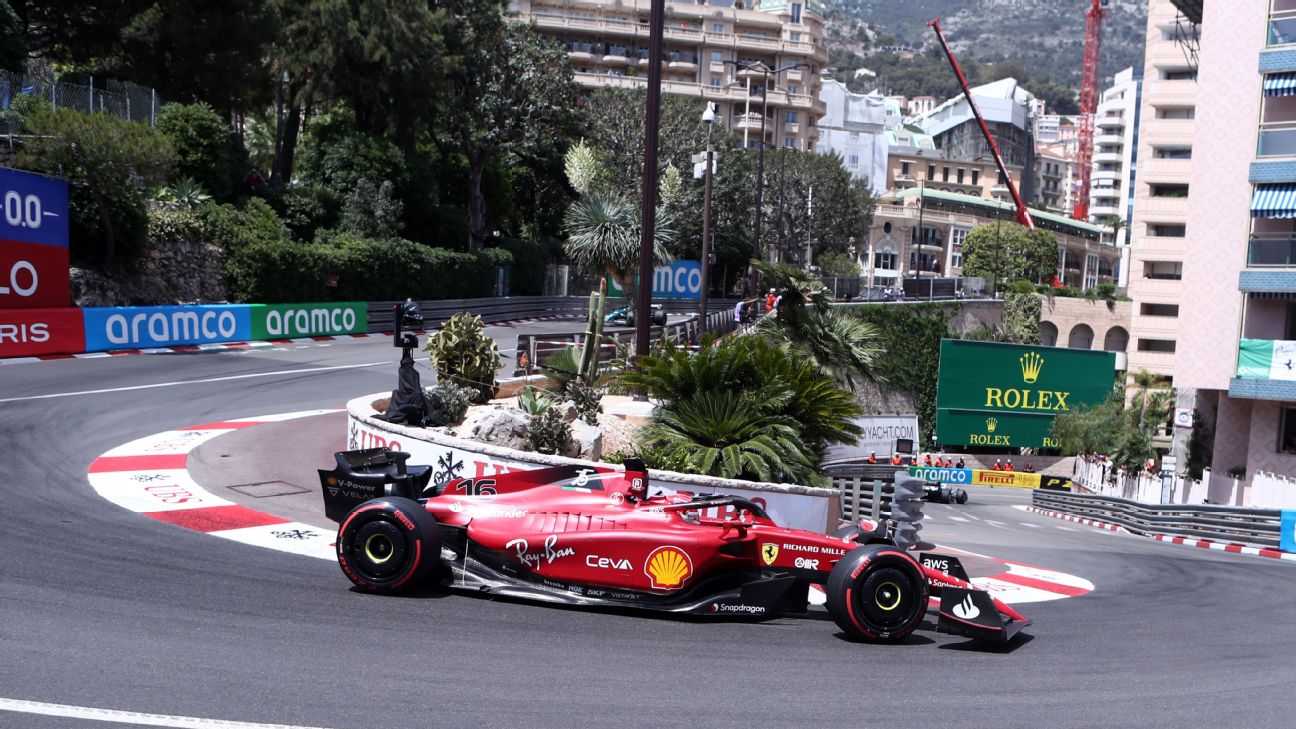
top-left (1032, 490), bottom-right (1285, 549)
top-left (832, 476), bottom-right (890, 522)
top-left (366, 296), bottom-right (592, 333)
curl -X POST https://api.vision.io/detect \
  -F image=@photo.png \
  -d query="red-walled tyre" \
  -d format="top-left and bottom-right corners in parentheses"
top-left (336, 498), bottom-right (440, 593)
top-left (825, 544), bottom-right (928, 643)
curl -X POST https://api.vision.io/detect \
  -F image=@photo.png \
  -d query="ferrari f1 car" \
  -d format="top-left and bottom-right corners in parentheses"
top-left (318, 449), bottom-right (1030, 644)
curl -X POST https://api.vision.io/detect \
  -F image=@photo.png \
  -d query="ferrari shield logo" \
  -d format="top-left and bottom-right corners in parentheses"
top-left (760, 543), bottom-right (779, 566)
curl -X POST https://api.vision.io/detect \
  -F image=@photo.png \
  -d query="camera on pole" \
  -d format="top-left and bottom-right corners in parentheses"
top-left (375, 299), bottom-right (430, 426)
top-left (888, 472), bottom-right (927, 550)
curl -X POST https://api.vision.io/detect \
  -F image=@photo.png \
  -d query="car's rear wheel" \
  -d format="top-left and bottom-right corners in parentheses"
top-left (336, 497), bottom-right (440, 593)
top-left (955, 488), bottom-right (969, 504)
top-left (825, 544), bottom-right (927, 643)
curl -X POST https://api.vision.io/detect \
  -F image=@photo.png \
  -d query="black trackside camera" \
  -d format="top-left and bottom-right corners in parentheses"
top-left (393, 298), bottom-right (423, 349)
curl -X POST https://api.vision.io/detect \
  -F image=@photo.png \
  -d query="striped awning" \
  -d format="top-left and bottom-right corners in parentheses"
top-left (1265, 73), bottom-right (1296, 97)
top-left (1251, 184), bottom-right (1296, 218)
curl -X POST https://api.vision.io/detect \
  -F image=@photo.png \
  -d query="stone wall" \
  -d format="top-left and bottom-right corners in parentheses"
top-left (71, 237), bottom-right (227, 307)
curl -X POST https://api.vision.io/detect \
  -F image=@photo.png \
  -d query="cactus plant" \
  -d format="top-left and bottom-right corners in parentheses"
top-left (424, 312), bottom-right (500, 403)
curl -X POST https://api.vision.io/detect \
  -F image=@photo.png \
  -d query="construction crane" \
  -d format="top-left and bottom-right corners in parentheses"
top-left (1073, 0), bottom-right (1111, 221)
top-left (927, 18), bottom-right (1034, 229)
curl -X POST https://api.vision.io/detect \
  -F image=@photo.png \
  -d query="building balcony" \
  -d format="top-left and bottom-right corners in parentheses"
top-left (1146, 79), bottom-right (1197, 108)
top-left (1096, 116), bottom-right (1125, 130)
top-left (1248, 234), bottom-right (1296, 266)
top-left (1231, 338), bottom-right (1296, 400)
top-left (1094, 150), bottom-right (1124, 163)
top-left (1239, 268), bottom-right (1296, 292)
top-left (1140, 157), bottom-right (1192, 183)
top-left (602, 52), bottom-right (631, 65)
top-left (1094, 132), bottom-right (1124, 145)
top-left (1136, 195), bottom-right (1191, 219)
top-left (1256, 121), bottom-right (1296, 160)
top-left (1142, 118), bottom-right (1196, 147)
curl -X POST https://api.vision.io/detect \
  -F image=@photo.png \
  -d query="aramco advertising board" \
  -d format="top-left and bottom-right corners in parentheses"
top-left (934, 340), bottom-right (1116, 449)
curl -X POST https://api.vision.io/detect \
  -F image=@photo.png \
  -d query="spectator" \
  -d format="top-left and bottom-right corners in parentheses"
top-left (955, 456), bottom-right (965, 469)
top-left (765, 289), bottom-right (776, 313)
top-left (923, 453), bottom-right (933, 467)
top-left (942, 456), bottom-right (953, 468)
top-left (992, 459), bottom-right (1003, 471)
top-left (891, 453), bottom-right (902, 466)
top-left (1004, 459), bottom-right (1015, 472)
top-left (734, 299), bottom-right (745, 324)
top-left (1024, 461), bottom-right (1036, 473)
top-left (867, 451), bottom-right (877, 464)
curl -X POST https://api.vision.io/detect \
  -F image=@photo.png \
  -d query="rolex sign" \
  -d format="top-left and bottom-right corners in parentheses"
top-left (934, 340), bottom-right (1116, 449)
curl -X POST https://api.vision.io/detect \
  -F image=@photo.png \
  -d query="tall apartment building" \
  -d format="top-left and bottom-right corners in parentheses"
top-left (512, 0), bottom-right (829, 150)
top-left (1179, 0), bottom-right (1296, 488)
top-left (1125, 0), bottom-right (1198, 383)
top-left (814, 79), bottom-right (888, 194)
top-left (1089, 66), bottom-right (1142, 287)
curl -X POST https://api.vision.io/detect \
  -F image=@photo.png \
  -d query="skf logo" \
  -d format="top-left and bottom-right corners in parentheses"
top-left (1020, 352), bottom-right (1043, 383)
top-left (760, 543), bottom-right (779, 566)
top-left (644, 546), bottom-right (693, 590)
top-left (986, 417), bottom-right (998, 433)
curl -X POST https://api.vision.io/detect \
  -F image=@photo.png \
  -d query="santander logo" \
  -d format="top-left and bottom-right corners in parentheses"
top-left (952, 594), bottom-right (980, 620)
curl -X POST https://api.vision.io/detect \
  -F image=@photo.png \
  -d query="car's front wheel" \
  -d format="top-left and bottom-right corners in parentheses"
top-left (336, 497), bottom-right (440, 593)
top-left (825, 544), bottom-right (927, 643)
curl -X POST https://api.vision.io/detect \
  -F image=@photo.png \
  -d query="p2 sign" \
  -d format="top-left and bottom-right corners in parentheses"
top-left (82, 305), bottom-right (252, 351)
top-left (608, 261), bottom-right (703, 300)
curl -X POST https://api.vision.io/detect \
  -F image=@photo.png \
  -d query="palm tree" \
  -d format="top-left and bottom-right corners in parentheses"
top-left (1129, 368), bottom-right (1160, 431)
top-left (562, 191), bottom-right (673, 308)
top-left (1105, 216), bottom-right (1126, 247)
top-left (640, 390), bottom-right (819, 485)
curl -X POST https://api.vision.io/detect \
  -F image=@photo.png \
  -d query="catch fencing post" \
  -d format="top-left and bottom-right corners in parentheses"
top-left (871, 479), bottom-right (882, 522)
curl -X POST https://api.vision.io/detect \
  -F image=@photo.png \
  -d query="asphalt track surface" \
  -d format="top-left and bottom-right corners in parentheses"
top-left (2, 323), bottom-right (1294, 728)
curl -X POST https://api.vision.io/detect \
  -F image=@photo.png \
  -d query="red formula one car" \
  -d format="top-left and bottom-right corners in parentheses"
top-left (318, 449), bottom-right (1030, 643)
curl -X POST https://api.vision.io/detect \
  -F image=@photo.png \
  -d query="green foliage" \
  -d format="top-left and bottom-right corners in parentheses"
top-left (845, 303), bottom-right (959, 442)
top-left (563, 191), bottom-right (673, 297)
top-left (565, 380), bottom-right (603, 426)
top-left (262, 184), bottom-right (339, 242)
top-left (961, 222), bottom-right (1058, 287)
top-left (1052, 376), bottom-right (1172, 468)
top-left (501, 237), bottom-right (553, 296)
top-left (199, 198), bottom-right (292, 251)
top-left (340, 179), bottom-right (403, 239)
top-left (424, 382), bottom-right (475, 426)
top-left (297, 105), bottom-right (410, 196)
top-left (541, 347), bottom-right (581, 392)
top-left (154, 178), bottom-right (212, 209)
top-left (1001, 293), bottom-right (1042, 345)
top-left (155, 102), bottom-right (246, 200)
top-left (517, 386), bottom-right (555, 417)
top-left (528, 408), bottom-right (572, 456)
top-left (0, 1), bottom-right (24, 72)
top-left (623, 335), bottom-right (862, 475)
top-left (816, 250), bottom-right (860, 278)
top-left (18, 106), bottom-right (175, 264)
top-left (147, 206), bottom-right (204, 243)
top-left (640, 391), bottom-right (818, 485)
top-left (1010, 279), bottom-right (1036, 294)
top-left (424, 312), bottom-right (500, 403)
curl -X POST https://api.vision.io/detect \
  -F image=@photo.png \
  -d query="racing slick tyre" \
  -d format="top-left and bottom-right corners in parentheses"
top-left (825, 544), bottom-right (928, 643)
top-left (955, 488), bottom-right (969, 504)
top-left (336, 497), bottom-right (441, 593)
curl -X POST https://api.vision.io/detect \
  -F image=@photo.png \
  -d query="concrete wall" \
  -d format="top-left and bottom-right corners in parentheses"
top-left (1039, 296), bottom-right (1132, 366)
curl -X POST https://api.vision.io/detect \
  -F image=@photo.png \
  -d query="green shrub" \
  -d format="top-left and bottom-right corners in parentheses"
top-left (261, 184), bottom-right (339, 242)
top-left (156, 102), bottom-right (246, 201)
top-left (224, 239), bottom-right (337, 303)
top-left (528, 409), bottom-right (572, 455)
top-left (340, 179), bottom-right (403, 239)
top-left (517, 386), bottom-right (555, 416)
top-left (502, 238), bottom-right (553, 295)
top-left (425, 312), bottom-right (501, 403)
top-left (148, 207), bottom-right (204, 243)
top-left (1010, 279), bottom-right (1036, 294)
top-left (1097, 283), bottom-right (1117, 299)
top-left (424, 383), bottom-right (475, 426)
top-left (200, 198), bottom-right (292, 252)
top-left (566, 380), bottom-right (603, 425)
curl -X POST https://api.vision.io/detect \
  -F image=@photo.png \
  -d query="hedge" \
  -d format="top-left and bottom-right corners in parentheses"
top-left (226, 233), bottom-right (514, 304)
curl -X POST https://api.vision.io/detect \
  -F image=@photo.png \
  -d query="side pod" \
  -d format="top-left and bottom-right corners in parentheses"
top-left (936, 587), bottom-right (1030, 644)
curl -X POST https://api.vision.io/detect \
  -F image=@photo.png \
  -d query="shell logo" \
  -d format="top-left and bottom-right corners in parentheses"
top-left (644, 546), bottom-right (693, 590)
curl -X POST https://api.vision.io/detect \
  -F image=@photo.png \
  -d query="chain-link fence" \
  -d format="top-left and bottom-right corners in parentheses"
top-left (0, 70), bottom-right (162, 134)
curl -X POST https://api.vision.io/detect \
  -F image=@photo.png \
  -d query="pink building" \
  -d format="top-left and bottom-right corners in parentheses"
top-left (1177, 0), bottom-right (1296, 490)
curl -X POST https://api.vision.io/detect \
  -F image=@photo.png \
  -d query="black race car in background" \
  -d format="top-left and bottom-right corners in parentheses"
top-left (922, 483), bottom-right (969, 504)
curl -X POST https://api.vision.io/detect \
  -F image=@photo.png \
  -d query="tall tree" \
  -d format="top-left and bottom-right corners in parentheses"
top-left (961, 221), bottom-right (1058, 287)
top-left (438, 2), bottom-right (579, 250)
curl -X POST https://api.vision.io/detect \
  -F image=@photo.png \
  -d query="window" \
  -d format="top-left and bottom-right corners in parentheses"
top-left (1280, 407), bottom-right (1296, 454)
top-left (957, 168), bottom-right (965, 184)
top-left (1156, 107), bottom-right (1195, 120)
top-left (998, 170), bottom-right (1008, 184)
top-left (1140, 303), bottom-right (1180, 317)
top-left (950, 228), bottom-right (967, 268)
top-left (791, 2), bottom-right (802, 23)
top-left (1137, 339), bottom-right (1177, 353)
top-left (942, 166), bottom-right (950, 182)
top-left (1145, 261), bottom-right (1183, 280)
top-left (785, 111), bottom-right (797, 124)
top-left (713, 23), bottom-right (724, 34)
top-left (1150, 184), bottom-right (1189, 197)
top-left (848, 154), bottom-right (859, 167)
top-left (874, 249), bottom-right (897, 269)
top-left (784, 138), bottom-right (795, 148)
top-left (850, 132), bottom-right (860, 141)
top-left (787, 85), bottom-right (798, 94)
top-left (790, 31), bottom-right (801, 41)
top-left (1162, 69), bottom-right (1197, 81)
top-left (1150, 224), bottom-right (1186, 237)
top-left (1085, 254), bottom-right (1099, 290)
top-left (971, 170), bottom-right (980, 186)
top-left (710, 78), bottom-right (721, 87)
top-left (1154, 146), bottom-right (1192, 159)
top-left (901, 161), bottom-right (911, 176)
top-left (711, 50), bottom-right (723, 63)
top-left (928, 164), bottom-right (936, 180)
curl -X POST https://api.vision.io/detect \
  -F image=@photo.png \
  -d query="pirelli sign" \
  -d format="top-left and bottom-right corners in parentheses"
top-left (934, 340), bottom-right (1116, 450)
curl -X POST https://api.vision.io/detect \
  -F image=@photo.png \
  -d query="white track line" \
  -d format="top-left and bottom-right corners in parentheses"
top-left (0, 698), bottom-right (336, 729)
top-left (948, 516), bottom-right (969, 522)
top-left (0, 362), bottom-right (388, 403)
top-left (1019, 522), bottom-right (1041, 528)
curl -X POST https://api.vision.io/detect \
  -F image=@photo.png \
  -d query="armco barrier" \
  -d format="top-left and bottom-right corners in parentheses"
top-left (1032, 489), bottom-right (1287, 549)
top-left (345, 393), bottom-right (841, 533)
top-left (82, 304), bottom-right (253, 350)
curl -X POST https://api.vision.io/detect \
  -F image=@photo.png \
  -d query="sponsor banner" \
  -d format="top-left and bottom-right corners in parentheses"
top-left (1282, 511), bottom-right (1296, 554)
top-left (608, 260), bottom-right (703, 300)
top-left (935, 339), bottom-right (1115, 449)
top-left (347, 415), bottom-right (831, 532)
top-left (971, 469), bottom-right (1041, 489)
top-left (1039, 475), bottom-right (1072, 491)
top-left (907, 466), bottom-right (973, 485)
top-left (0, 306), bottom-right (84, 357)
top-left (827, 415), bottom-right (920, 460)
top-left (249, 302), bottom-right (367, 339)
top-left (82, 304), bottom-right (252, 351)
top-left (1237, 339), bottom-right (1296, 381)
top-left (0, 239), bottom-right (70, 308)
top-left (0, 167), bottom-right (70, 248)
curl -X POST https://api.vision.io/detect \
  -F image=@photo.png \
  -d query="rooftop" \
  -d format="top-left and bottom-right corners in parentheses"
top-left (892, 187), bottom-right (1105, 239)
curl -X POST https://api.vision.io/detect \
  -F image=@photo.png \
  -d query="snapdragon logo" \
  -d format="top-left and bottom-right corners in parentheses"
top-left (264, 307), bottom-right (357, 337)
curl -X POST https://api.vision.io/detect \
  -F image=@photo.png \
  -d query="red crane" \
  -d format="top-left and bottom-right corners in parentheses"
top-left (927, 18), bottom-right (1034, 229)
top-left (1073, 0), bottom-right (1110, 221)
